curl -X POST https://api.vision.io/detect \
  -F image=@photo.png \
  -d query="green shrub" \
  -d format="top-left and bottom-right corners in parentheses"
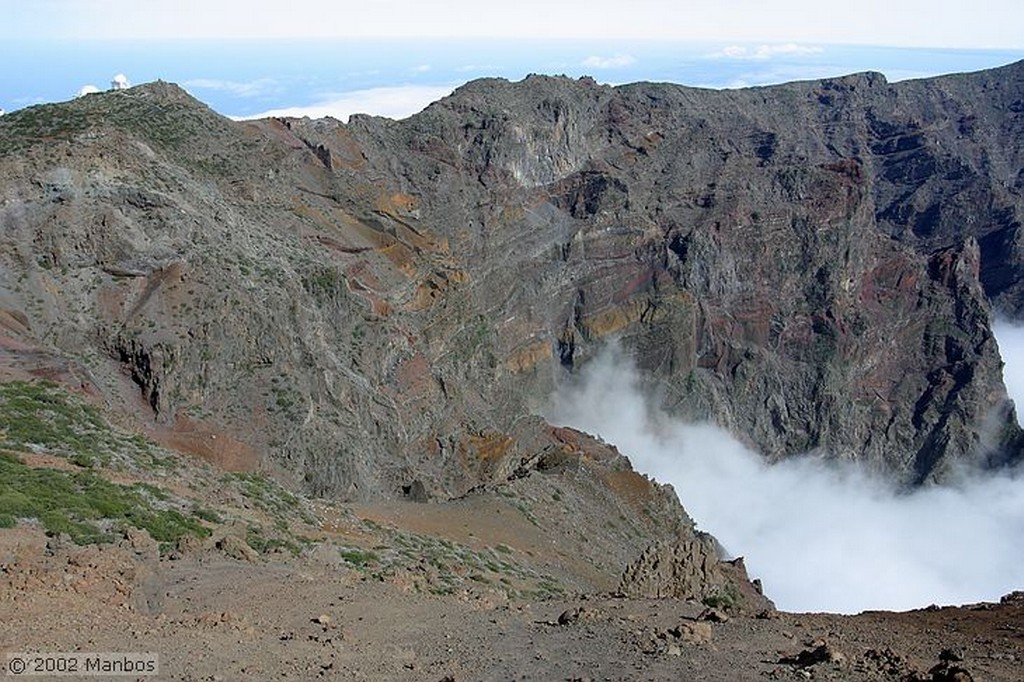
top-left (339, 547), bottom-right (378, 567)
top-left (68, 453), bottom-right (96, 468)
top-left (0, 454), bottom-right (209, 546)
top-left (246, 526), bottom-right (302, 556)
top-left (192, 506), bottom-right (223, 524)
top-left (702, 584), bottom-right (741, 611)
top-left (0, 380), bottom-right (160, 468)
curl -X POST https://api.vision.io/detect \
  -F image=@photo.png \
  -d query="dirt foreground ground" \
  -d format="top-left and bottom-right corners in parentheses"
top-left (2, 522), bottom-right (1022, 682)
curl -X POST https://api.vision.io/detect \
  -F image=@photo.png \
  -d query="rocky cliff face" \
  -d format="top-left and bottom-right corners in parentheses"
top-left (0, 64), bottom-right (1022, 510)
top-left (323, 65), bottom-right (1024, 483)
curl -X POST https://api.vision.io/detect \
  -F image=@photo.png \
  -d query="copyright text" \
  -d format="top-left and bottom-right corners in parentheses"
top-left (5, 653), bottom-right (159, 677)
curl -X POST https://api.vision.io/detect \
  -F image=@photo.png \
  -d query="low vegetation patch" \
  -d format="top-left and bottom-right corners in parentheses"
top-left (224, 471), bottom-right (317, 525)
top-left (354, 519), bottom-right (564, 598)
top-left (245, 524), bottom-right (307, 557)
top-left (0, 87), bottom-right (233, 156)
top-left (0, 378), bottom-right (318, 560)
top-left (0, 380), bottom-right (171, 471)
top-left (339, 547), bottom-right (378, 568)
top-left (702, 584), bottom-right (741, 611)
top-left (0, 451), bottom-right (210, 546)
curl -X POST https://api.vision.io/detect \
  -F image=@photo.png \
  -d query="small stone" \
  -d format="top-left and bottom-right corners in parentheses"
top-left (122, 527), bottom-right (158, 558)
top-left (999, 590), bottom-right (1024, 604)
top-left (176, 534), bottom-right (204, 556)
top-left (779, 642), bottom-right (845, 667)
top-left (929, 661), bottom-right (975, 682)
top-left (697, 607), bottom-right (729, 623)
top-left (215, 535), bottom-right (259, 562)
top-left (557, 607), bottom-right (581, 625)
top-left (669, 621), bottom-right (713, 645)
top-left (666, 644), bottom-right (682, 657)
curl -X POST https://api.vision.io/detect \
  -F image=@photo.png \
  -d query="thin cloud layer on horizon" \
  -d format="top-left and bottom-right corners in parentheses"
top-left (183, 77), bottom-right (281, 98)
top-left (4, 32), bottom-right (1023, 118)
top-left (582, 54), bottom-right (638, 69)
top-left (234, 84), bottom-right (457, 122)
top-left (711, 43), bottom-right (825, 61)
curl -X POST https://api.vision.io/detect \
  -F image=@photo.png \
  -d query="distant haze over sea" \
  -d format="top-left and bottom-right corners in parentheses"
top-left (2, 39), bottom-right (1023, 120)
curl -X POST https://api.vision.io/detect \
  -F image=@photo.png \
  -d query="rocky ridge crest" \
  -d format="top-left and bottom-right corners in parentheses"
top-left (0, 64), bottom-right (1022, 510)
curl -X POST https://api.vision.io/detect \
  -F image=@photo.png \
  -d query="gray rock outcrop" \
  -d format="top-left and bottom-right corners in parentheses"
top-left (618, 536), bottom-right (774, 613)
top-left (0, 62), bottom-right (1022, 509)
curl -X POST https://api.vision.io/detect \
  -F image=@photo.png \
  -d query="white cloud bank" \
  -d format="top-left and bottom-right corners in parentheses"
top-left (183, 78), bottom-right (279, 98)
top-left (582, 54), bottom-right (637, 69)
top-left (547, 344), bottom-right (1024, 614)
top-left (238, 84), bottom-right (455, 123)
top-left (993, 319), bottom-right (1024, 411)
top-left (711, 43), bottom-right (824, 61)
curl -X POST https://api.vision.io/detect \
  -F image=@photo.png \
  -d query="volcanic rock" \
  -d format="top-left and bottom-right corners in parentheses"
top-left (2, 65), bottom-right (1022, 506)
top-left (1, 64), bottom-right (1023, 608)
top-left (617, 536), bottom-right (774, 613)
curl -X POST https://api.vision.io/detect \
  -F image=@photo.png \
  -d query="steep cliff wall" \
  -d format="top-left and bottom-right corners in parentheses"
top-left (0, 63), bottom-right (1022, 503)
top-left (322, 65), bottom-right (1024, 482)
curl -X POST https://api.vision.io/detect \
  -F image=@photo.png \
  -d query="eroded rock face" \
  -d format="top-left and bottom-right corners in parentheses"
top-left (618, 536), bottom-right (775, 614)
top-left (325, 67), bottom-right (1024, 483)
top-left (0, 64), bottom-right (1022, 506)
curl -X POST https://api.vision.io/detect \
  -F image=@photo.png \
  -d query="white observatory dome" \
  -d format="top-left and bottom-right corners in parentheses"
top-left (111, 74), bottom-right (130, 90)
top-left (77, 84), bottom-right (101, 98)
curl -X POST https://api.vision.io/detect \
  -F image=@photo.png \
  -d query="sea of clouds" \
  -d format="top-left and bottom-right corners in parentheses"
top-left (547, 329), bottom-right (1024, 614)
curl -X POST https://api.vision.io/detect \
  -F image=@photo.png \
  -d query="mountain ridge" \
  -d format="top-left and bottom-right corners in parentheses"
top-left (2, 61), bottom-right (1023, 680)
top-left (1, 61), bottom-right (1022, 505)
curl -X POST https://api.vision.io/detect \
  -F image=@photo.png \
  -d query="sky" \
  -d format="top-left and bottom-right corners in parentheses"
top-left (2, 1), bottom-right (1024, 119)
top-left (4, 0), bottom-right (1024, 46)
